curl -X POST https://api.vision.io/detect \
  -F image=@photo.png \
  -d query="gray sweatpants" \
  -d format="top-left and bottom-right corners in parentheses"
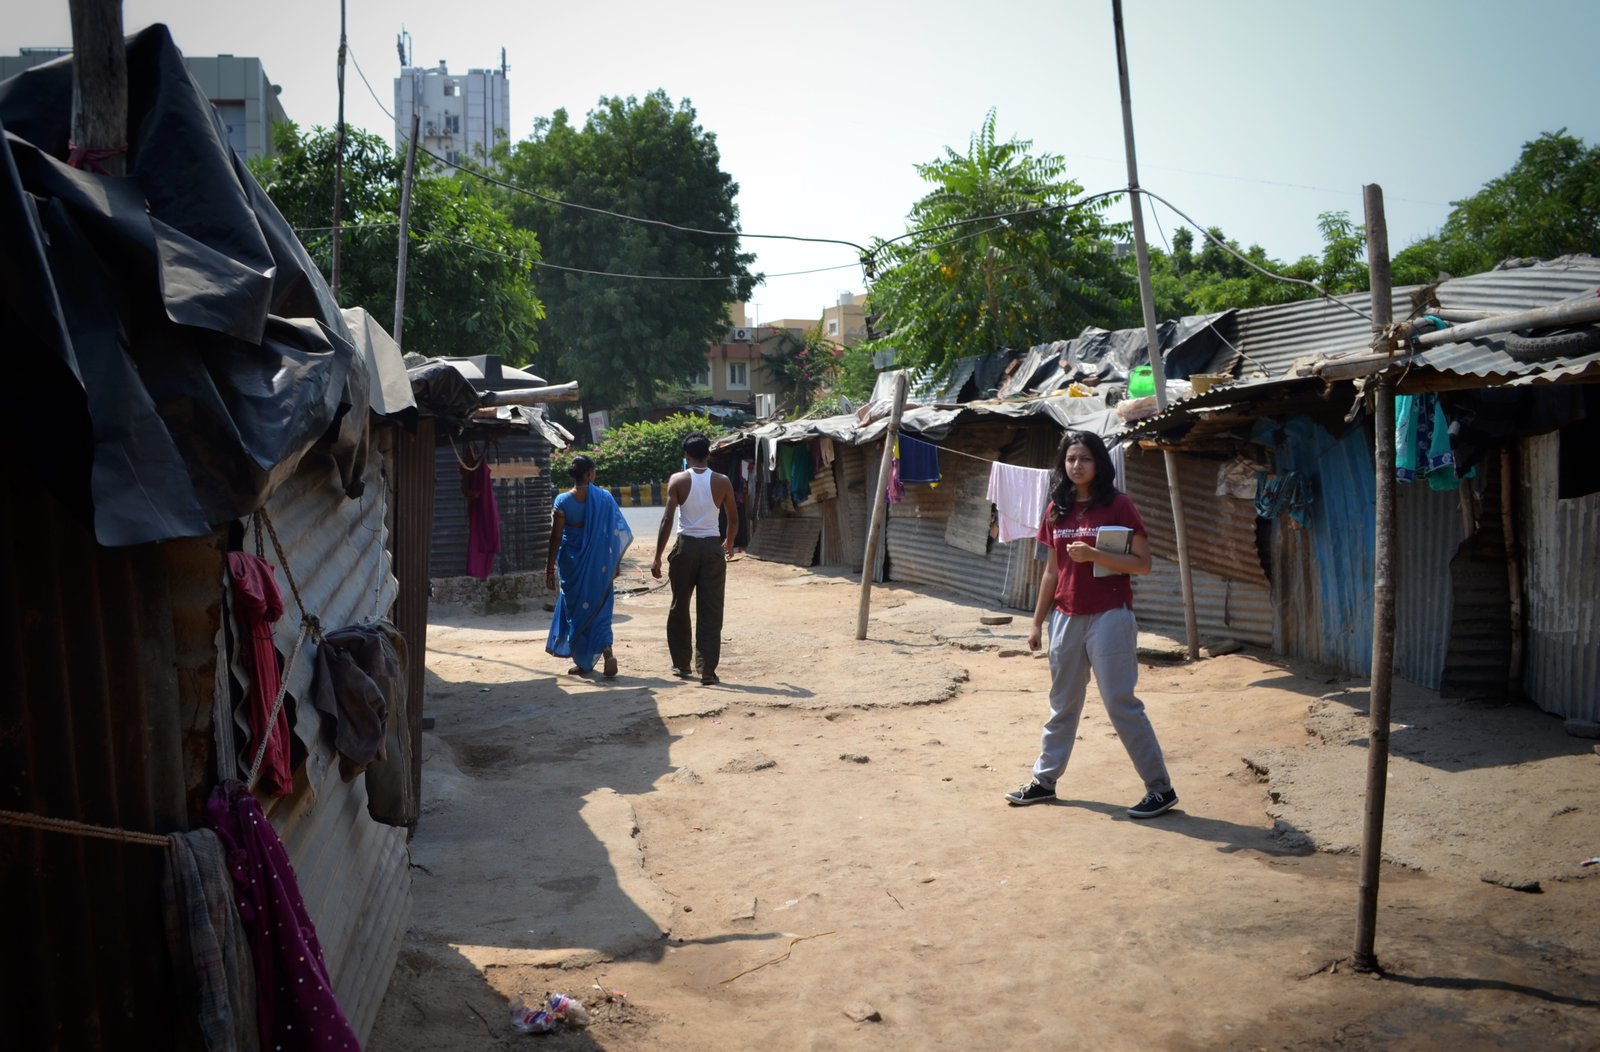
top-left (1032, 606), bottom-right (1172, 793)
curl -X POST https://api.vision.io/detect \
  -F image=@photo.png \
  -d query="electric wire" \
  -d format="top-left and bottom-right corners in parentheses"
top-left (325, 53), bottom-right (1365, 321)
top-left (1141, 188), bottom-right (1372, 323)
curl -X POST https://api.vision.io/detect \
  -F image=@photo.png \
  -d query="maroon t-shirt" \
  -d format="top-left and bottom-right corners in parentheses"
top-left (1036, 493), bottom-right (1148, 616)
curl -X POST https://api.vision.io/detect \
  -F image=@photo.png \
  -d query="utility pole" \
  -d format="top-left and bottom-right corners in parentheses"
top-left (1110, 0), bottom-right (1199, 659)
top-left (330, 0), bottom-right (348, 300)
top-left (67, 0), bottom-right (127, 176)
top-left (394, 111), bottom-right (421, 345)
top-left (1352, 184), bottom-right (1395, 973)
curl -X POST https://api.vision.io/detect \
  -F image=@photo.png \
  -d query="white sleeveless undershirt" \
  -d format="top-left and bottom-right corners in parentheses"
top-left (677, 468), bottom-right (721, 538)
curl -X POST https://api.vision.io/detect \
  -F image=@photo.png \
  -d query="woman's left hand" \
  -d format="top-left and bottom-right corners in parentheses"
top-left (544, 568), bottom-right (557, 590)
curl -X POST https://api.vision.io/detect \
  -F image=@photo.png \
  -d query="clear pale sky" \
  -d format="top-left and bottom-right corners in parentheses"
top-left (4, 1), bottom-right (1596, 324)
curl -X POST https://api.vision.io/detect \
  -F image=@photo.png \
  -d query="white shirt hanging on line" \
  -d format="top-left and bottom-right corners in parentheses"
top-left (986, 462), bottom-right (1053, 543)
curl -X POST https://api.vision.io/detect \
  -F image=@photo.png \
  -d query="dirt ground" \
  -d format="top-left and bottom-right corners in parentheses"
top-left (371, 541), bottom-right (1600, 1051)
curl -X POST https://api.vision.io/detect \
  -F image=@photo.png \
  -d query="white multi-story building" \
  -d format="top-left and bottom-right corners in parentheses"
top-left (393, 59), bottom-right (509, 165)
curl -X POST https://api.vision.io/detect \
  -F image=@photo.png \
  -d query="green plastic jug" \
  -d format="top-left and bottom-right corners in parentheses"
top-left (1128, 366), bottom-right (1154, 398)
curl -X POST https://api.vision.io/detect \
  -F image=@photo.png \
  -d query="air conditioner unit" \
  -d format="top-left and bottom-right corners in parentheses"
top-left (730, 326), bottom-right (751, 343)
top-left (755, 392), bottom-right (775, 419)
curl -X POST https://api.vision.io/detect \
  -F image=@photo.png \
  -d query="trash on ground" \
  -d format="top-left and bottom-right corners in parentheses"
top-left (510, 992), bottom-right (591, 1033)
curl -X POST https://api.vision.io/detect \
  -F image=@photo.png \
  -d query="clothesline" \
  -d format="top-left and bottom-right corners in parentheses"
top-left (0, 807), bottom-right (171, 847)
top-left (900, 437), bottom-right (997, 465)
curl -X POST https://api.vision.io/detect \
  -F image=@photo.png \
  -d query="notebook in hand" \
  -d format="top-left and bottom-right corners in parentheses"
top-left (1093, 526), bottom-right (1133, 577)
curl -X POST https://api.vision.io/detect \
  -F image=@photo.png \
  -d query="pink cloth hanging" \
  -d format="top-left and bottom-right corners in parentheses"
top-left (463, 458), bottom-right (500, 578)
top-left (227, 552), bottom-right (292, 797)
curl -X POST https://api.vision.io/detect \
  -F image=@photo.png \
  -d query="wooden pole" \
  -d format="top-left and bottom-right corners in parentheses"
top-left (1352, 183), bottom-right (1395, 973)
top-left (393, 111), bottom-right (421, 345)
top-left (1500, 448), bottom-right (1524, 697)
top-left (330, 0), bottom-right (348, 300)
top-left (856, 372), bottom-right (908, 640)
top-left (67, 0), bottom-right (127, 177)
top-left (1111, 0), bottom-right (1198, 659)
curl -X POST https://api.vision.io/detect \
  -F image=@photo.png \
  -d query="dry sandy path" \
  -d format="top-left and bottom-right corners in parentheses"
top-left (372, 547), bottom-right (1599, 1051)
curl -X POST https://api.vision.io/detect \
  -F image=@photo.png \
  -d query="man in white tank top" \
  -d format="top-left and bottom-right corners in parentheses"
top-left (652, 433), bottom-right (740, 685)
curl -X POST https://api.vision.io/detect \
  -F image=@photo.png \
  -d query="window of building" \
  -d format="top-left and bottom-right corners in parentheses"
top-left (727, 361), bottom-right (749, 390)
top-left (445, 150), bottom-right (460, 164)
top-left (444, 114), bottom-right (461, 135)
top-left (827, 319), bottom-right (839, 336)
top-left (443, 81), bottom-right (456, 97)
top-left (690, 364), bottom-right (711, 388)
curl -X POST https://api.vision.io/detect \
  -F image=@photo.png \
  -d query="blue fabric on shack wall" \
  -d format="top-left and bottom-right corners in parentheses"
top-left (1263, 417), bottom-right (1376, 677)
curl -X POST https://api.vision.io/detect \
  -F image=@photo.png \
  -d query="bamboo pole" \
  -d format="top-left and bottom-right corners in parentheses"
top-left (393, 111), bottom-right (421, 345)
top-left (1352, 183), bottom-right (1395, 974)
top-left (856, 372), bottom-right (908, 640)
top-left (1111, 0), bottom-right (1198, 659)
top-left (67, 0), bottom-right (127, 177)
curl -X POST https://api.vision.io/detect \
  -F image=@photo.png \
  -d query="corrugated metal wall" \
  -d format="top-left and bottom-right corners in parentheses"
top-left (885, 423), bottom-right (1033, 609)
top-left (1519, 432), bottom-right (1600, 719)
top-left (1123, 449), bottom-right (1274, 646)
top-left (1268, 421), bottom-right (1376, 676)
top-left (391, 418), bottom-right (436, 822)
top-left (431, 431), bottom-right (553, 577)
top-left (246, 451), bottom-right (411, 1043)
top-left (1135, 556), bottom-right (1275, 646)
top-left (1, 456), bottom-right (207, 1048)
top-left (1393, 482), bottom-right (1464, 691)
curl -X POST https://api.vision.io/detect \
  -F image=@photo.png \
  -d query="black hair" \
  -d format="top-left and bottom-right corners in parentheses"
top-left (682, 433), bottom-right (711, 460)
top-left (569, 454), bottom-right (596, 483)
top-left (1048, 430), bottom-right (1118, 522)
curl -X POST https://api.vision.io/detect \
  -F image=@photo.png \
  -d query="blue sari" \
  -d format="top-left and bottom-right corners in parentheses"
top-left (546, 485), bottom-right (633, 672)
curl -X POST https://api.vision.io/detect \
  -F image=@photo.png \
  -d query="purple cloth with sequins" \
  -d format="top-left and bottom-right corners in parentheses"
top-left (206, 780), bottom-right (362, 1051)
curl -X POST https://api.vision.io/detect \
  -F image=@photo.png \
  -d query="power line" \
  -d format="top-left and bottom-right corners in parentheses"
top-left (346, 46), bottom-right (395, 122)
top-left (291, 221), bottom-right (861, 282)
top-left (1141, 188), bottom-right (1373, 323)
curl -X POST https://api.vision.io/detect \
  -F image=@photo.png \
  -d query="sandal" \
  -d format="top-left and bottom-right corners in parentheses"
top-left (567, 665), bottom-right (589, 676)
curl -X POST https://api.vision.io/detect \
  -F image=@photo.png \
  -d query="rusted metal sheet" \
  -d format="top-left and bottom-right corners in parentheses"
top-left (1123, 449), bottom-right (1269, 586)
top-left (0, 457), bottom-right (196, 1048)
top-left (1119, 448), bottom-right (1272, 646)
top-left (1519, 433), bottom-right (1600, 719)
top-left (390, 417), bottom-right (437, 826)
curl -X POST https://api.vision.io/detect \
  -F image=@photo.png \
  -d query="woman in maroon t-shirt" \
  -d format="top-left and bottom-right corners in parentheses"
top-left (1004, 430), bottom-right (1179, 819)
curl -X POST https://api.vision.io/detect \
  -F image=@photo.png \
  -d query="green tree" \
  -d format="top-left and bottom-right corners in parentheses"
top-left (760, 323), bottom-right (840, 413)
top-left (250, 124), bottom-right (543, 359)
top-left (1145, 211), bottom-right (1366, 314)
top-left (1393, 130), bottom-right (1600, 284)
top-left (860, 110), bottom-right (1136, 377)
top-left (495, 92), bottom-right (758, 412)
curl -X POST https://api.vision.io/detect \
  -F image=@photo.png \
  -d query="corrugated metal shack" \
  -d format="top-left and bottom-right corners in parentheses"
top-left (1118, 255), bottom-right (1600, 718)
top-left (720, 257), bottom-right (1598, 720)
top-left (426, 357), bottom-right (573, 578)
top-left (0, 29), bottom-right (464, 1046)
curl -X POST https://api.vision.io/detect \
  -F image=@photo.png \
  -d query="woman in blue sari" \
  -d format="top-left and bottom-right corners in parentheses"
top-left (545, 455), bottom-right (634, 677)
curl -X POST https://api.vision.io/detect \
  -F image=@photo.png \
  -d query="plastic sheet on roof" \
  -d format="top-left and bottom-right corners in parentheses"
top-left (0, 25), bottom-right (403, 546)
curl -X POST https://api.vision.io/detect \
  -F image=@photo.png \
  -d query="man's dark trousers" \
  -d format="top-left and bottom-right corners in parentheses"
top-left (667, 535), bottom-right (726, 676)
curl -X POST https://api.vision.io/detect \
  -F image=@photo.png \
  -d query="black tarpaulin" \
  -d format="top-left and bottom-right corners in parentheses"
top-left (1016, 311), bottom-right (1236, 394)
top-left (0, 25), bottom-right (383, 546)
